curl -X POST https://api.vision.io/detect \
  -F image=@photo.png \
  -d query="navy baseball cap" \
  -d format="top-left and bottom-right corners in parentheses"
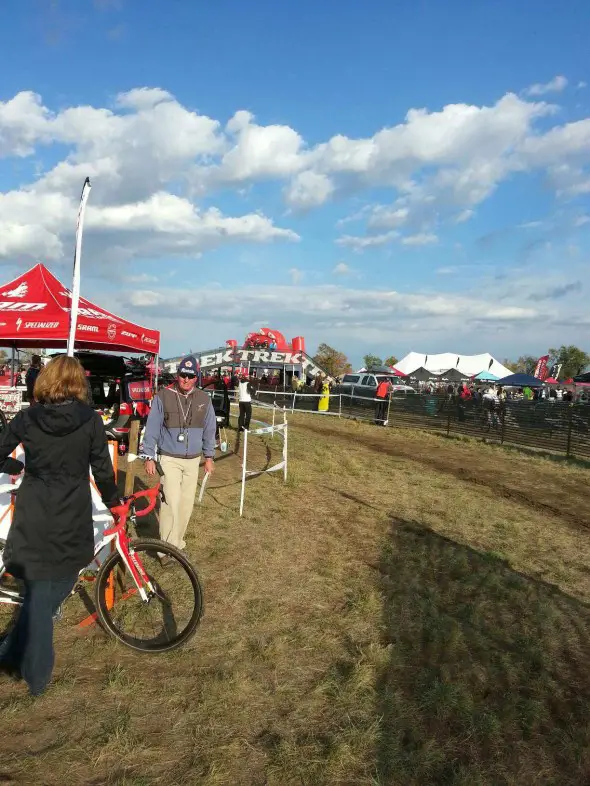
top-left (178, 355), bottom-right (198, 376)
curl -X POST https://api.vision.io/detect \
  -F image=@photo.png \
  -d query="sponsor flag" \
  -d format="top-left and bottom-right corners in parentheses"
top-left (67, 178), bottom-right (92, 357)
top-left (533, 355), bottom-right (549, 380)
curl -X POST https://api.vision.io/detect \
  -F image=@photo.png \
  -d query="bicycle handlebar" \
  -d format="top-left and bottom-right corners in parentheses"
top-left (113, 483), bottom-right (161, 520)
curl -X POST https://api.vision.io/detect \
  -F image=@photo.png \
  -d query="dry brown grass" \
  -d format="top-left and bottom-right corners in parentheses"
top-left (1, 412), bottom-right (590, 785)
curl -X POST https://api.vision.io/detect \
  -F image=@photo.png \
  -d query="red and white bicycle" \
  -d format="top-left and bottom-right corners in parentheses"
top-left (0, 473), bottom-right (203, 653)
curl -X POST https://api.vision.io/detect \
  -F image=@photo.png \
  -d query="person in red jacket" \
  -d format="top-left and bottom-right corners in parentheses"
top-left (375, 378), bottom-right (393, 426)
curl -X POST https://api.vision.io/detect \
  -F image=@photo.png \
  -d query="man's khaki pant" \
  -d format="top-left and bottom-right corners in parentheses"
top-left (159, 455), bottom-right (201, 550)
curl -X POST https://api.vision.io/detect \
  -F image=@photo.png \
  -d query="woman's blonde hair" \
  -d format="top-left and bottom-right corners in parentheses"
top-left (34, 356), bottom-right (88, 404)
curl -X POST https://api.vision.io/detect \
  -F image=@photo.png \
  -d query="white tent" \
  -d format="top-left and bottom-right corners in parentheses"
top-left (395, 352), bottom-right (512, 379)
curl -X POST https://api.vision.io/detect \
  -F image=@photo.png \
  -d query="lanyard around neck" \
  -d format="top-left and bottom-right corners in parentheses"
top-left (174, 388), bottom-right (193, 427)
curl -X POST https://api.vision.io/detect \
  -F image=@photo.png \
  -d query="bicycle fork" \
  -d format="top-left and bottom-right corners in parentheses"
top-left (103, 525), bottom-right (155, 603)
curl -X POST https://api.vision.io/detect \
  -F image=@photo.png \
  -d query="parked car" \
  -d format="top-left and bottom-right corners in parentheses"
top-left (336, 373), bottom-right (416, 403)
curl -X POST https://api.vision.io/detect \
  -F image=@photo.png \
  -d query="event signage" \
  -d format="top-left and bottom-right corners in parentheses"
top-left (197, 348), bottom-right (324, 378)
top-left (533, 355), bottom-right (549, 380)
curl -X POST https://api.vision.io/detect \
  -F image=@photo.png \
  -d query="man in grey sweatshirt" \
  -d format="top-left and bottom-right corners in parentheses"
top-left (142, 355), bottom-right (216, 551)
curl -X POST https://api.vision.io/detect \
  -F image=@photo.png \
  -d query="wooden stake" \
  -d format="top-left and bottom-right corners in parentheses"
top-left (124, 419), bottom-right (141, 497)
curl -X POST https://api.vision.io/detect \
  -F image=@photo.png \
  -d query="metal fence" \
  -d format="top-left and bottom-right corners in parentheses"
top-left (252, 386), bottom-right (590, 460)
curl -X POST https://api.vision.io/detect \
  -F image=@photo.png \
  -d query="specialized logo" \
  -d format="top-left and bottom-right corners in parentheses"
top-left (107, 323), bottom-right (117, 340)
top-left (21, 321), bottom-right (59, 330)
top-left (16, 318), bottom-right (22, 332)
top-left (0, 302), bottom-right (45, 312)
top-left (78, 324), bottom-right (99, 333)
top-left (141, 334), bottom-right (158, 346)
top-left (2, 283), bottom-right (28, 298)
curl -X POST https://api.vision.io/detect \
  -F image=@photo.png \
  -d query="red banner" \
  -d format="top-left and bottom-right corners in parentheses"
top-left (127, 380), bottom-right (152, 401)
top-left (533, 355), bottom-right (549, 380)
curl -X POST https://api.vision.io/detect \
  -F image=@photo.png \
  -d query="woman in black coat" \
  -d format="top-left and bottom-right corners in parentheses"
top-left (0, 355), bottom-right (121, 695)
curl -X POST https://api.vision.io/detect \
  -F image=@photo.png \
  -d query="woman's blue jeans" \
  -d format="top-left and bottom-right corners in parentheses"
top-left (0, 574), bottom-right (77, 696)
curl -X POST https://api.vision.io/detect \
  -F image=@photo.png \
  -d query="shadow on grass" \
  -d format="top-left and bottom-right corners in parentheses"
top-left (376, 520), bottom-right (590, 786)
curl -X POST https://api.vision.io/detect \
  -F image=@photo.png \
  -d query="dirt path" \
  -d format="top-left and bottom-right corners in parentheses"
top-left (295, 416), bottom-right (590, 529)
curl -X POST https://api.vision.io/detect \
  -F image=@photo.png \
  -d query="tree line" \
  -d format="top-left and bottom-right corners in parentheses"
top-left (503, 345), bottom-right (590, 381)
top-left (313, 343), bottom-right (590, 382)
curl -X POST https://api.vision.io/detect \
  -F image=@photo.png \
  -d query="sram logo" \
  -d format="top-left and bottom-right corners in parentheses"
top-left (0, 302), bottom-right (45, 312)
top-left (78, 324), bottom-right (99, 333)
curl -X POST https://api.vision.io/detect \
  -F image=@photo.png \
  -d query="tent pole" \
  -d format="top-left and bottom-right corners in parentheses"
top-left (10, 345), bottom-right (15, 388)
top-left (154, 353), bottom-right (159, 392)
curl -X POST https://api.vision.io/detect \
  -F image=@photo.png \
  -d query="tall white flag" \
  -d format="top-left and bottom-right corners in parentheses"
top-left (67, 177), bottom-right (92, 357)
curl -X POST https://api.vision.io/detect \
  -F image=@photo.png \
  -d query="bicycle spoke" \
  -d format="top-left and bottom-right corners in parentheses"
top-left (96, 540), bottom-right (202, 652)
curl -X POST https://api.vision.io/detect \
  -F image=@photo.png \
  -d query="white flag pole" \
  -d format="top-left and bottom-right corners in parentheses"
top-left (67, 177), bottom-right (92, 357)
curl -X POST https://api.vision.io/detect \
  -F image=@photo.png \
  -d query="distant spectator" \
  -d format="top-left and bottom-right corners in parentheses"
top-left (375, 378), bottom-right (392, 426)
top-left (25, 355), bottom-right (42, 400)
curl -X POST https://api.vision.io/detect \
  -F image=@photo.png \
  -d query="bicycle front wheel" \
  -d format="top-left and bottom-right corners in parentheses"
top-left (95, 538), bottom-right (203, 653)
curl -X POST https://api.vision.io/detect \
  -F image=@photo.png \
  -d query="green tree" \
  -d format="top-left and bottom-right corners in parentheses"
top-left (502, 358), bottom-right (519, 373)
top-left (363, 353), bottom-right (382, 369)
top-left (510, 355), bottom-right (538, 374)
top-left (384, 355), bottom-right (399, 368)
top-left (313, 343), bottom-right (352, 378)
top-left (548, 345), bottom-right (590, 380)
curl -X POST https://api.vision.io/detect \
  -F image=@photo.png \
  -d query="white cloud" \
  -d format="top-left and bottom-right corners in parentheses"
top-left (367, 206), bottom-right (409, 231)
top-left (333, 262), bottom-right (351, 276)
top-left (454, 209), bottom-right (474, 224)
top-left (284, 171), bottom-right (334, 210)
top-left (125, 282), bottom-right (543, 327)
top-left (518, 220), bottom-right (542, 229)
top-left (123, 272), bottom-right (159, 283)
top-left (401, 232), bottom-right (438, 246)
top-left (0, 91), bottom-right (51, 157)
top-left (0, 89), bottom-right (301, 263)
top-left (115, 87), bottom-right (174, 110)
top-left (574, 215), bottom-right (590, 227)
top-left (524, 75), bottom-right (568, 97)
top-left (209, 110), bottom-right (305, 185)
top-left (289, 267), bottom-right (303, 285)
top-left (1, 83), bottom-right (590, 270)
top-left (116, 263), bottom-right (590, 359)
top-left (336, 231), bottom-right (399, 251)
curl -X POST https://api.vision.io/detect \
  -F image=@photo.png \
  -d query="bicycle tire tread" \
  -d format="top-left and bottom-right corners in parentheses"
top-left (94, 538), bottom-right (203, 653)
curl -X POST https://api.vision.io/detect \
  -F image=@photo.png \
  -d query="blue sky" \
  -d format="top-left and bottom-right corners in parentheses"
top-left (0, 0), bottom-right (589, 364)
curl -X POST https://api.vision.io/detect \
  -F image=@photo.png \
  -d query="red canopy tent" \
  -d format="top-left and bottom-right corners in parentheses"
top-left (0, 263), bottom-right (159, 354)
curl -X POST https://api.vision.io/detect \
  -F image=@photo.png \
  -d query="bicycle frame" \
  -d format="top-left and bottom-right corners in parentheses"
top-left (0, 483), bottom-right (162, 607)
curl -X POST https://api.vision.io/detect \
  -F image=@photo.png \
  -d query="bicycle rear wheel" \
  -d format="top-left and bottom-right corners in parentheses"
top-left (95, 538), bottom-right (203, 653)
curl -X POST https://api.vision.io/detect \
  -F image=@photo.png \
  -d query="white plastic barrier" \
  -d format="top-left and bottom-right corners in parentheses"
top-left (239, 410), bottom-right (288, 517)
top-left (0, 441), bottom-right (119, 568)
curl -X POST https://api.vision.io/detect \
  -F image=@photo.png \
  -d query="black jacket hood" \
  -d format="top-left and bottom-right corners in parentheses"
top-left (28, 400), bottom-right (95, 437)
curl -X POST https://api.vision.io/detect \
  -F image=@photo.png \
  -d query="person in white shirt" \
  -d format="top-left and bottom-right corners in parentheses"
top-left (237, 373), bottom-right (257, 431)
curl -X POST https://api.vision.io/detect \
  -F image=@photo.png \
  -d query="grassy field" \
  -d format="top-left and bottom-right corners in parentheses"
top-left (1, 412), bottom-right (590, 785)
